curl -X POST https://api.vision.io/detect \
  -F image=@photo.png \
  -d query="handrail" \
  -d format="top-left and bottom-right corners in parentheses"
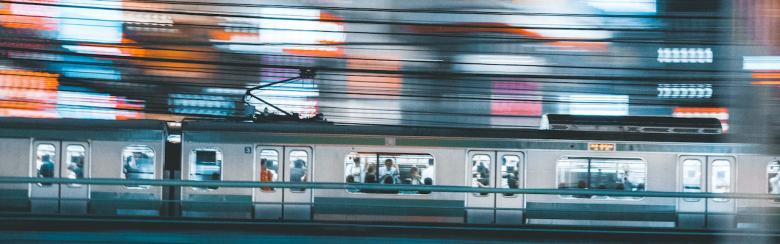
top-left (2, 177), bottom-right (779, 200)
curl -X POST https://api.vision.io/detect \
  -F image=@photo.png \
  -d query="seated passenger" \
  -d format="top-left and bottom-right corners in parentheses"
top-left (770, 173), bottom-right (780, 195)
top-left (400, 178), bottom-right (416, 194)
top-left (362, 174), bottom-right (378, 193)
top-left (380, 176), bottom-right (398, 194)
top-left (419, 177), bottom-right (433, 194)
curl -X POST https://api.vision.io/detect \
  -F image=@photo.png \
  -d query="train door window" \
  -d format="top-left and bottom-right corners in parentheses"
top-left (501, 155), bottom-right (521, 197)
top-left (288, 150), bottom-right (308, 192)
top-left (190, 148), bottom-right (223, 190)
top-left (122, 146), bottom-right (156, 189)
top-left (471, 154), bottom-right (491, 196)
top-left (35, 144), bottom-right (56, 187)
top-left (682, 159), bottom-right (703, 202)
top-left (556, 157), bottom-right (646, 199)
top-left (259, 149), bottom-right (279, 192)
top-left (711, 160), bottom-right (731, 202)
top-left (768, 161), bottom-right (780, 203)
top-left (65, 145), bottom-right (85, 187)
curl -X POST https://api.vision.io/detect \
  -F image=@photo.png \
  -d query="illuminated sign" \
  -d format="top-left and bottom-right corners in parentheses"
top-left (657, 84), bottom-right (712, 99)
top-left (657, 48), bottom-right (713, 63)
top-left (588, 143), bottom-right (616, 151)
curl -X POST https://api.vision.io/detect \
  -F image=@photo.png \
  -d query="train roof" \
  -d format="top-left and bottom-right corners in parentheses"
top-left (0, 117), bottom-right (167, 142)
top-left (182, 120), bottom-right (727, 143)
top-left (0, 117), bottom-right (166, 130)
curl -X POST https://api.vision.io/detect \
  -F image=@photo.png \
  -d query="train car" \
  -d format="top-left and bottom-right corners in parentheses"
top-left (0, 117), bottom-right (167, 216)
top-left (180, 119), bottom-right (779, 229)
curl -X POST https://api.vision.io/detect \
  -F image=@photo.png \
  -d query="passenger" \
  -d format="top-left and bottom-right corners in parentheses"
top-left (408, 167), bottom-right (422, 185)
top-left (38, 154), bottom-right (55, 186)
top-left (365, 165), bottom-right (377, 183)
top-left (379, 159), bottom-right (399, 183)
top-left (472, 160), bottom-right (490, 196)
top-left (400, 178), bottom-right (415, 194)
top-left (421, 159), bottom-right (434, 181)
top-left (346, 175), bottom-right (358, 193)
top-left (381, 175), bottom-right (398, 194)
top-left (770, 173), bottom-right (780, 195)
top-left (419, 177), bottom-right (433, 194)
top-left (38, 155), bottom-right (55, 178)
top-left (621, 170), bottom-right (634, 190)
top-left (290, 159), bottom-right (307, 192)
top-left (346, 157), bottom-right (364, 183)
top-left (290, 159), bottom-right (307, 182)
top-left (68, 156), bottom-right (84, 179)
top-left (363, 174), bottom-right (378, 193)
top-left (259, 159), bottom-right (274, 191)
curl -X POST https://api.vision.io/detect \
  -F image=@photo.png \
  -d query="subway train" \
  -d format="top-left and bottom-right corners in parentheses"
top-left (1, 116), bottom-right (779, 229)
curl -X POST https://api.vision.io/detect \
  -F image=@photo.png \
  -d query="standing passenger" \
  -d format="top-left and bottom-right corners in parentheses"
top-left (379, 159), bottom-right (399, 183)
top-left (346, 157), bottom-right (365, 183)
top-left (259, 159), bottom-right (274, 191)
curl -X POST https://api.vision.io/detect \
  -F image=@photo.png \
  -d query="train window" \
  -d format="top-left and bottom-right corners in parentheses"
top-left (289, 150), bottom-right (308, 192)
top-left (682, 159), bottom-right (703, 202)
top-left (711, 160), bottom-right (731, 202)
top-left (769, 161), bottom-right (780, 203)
top-left (343, 153), bottom-right (434, 194)
top-left (556, 157), bottom-right (646, 200)
top-left (501, 155), bottom-right (521, 197)
top-left (259, 150), bottom-right (279, 192)
top-left (65, 145), bottom-right (85, 187)
top-left (35, 144), bottom-right (56, 187)
top-left (472, 154), bottom-right (491, 196)
top-left (190, 148), bottom-right (223, 190)
top-left (122, 146), bottom-right (156, 189)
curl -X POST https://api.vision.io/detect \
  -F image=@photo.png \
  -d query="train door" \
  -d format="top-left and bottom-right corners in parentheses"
top-left (282, 147), bottom-right (312, 220)
top-left (253, 146), bottom-right (283, 220)
top-left (466, 151), bottom-right (495, 224)
top-left (30, 141), bottom-right (89, 214)
top-left (677, 156), bottom-right (736, 229)
top-left (495, 151), bottom-right (524, 225)
top-left (706, 156), bottom-right (736, 228)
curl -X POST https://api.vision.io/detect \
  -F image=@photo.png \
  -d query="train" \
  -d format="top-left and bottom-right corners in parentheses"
top-left (0, 116), bottom-right (778, 229)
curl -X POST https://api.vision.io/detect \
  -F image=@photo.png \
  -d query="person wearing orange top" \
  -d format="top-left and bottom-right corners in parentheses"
top-left (260, 159), bottom-right (274, 191)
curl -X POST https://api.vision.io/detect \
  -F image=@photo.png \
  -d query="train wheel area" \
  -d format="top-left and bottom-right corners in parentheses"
top-left (0, 214), bottom-right (778, 244)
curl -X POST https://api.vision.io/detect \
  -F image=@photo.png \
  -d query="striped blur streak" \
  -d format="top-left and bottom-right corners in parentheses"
top-left (0, 68), bottom-right (144, 120)
top-left (672, 107), bottom-right (729, 133)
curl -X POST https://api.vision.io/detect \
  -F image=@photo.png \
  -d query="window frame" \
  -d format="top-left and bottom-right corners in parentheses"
top-left (681, 159), bottom-right (703, 202)
top-left (121, 145), bottom-right (156, 189)
top-left (343, 152), bottom-right (435, 195)
top-left (189, 147), bottom-right (224, 190)
top-left (64, 144), bottom-right (86, 188)
top-left (710, 159), bottom-right (732, 202)
top-left (769, 160), bottom-right (780, 203)
top-left (555, 156), bottom-right (648, 201)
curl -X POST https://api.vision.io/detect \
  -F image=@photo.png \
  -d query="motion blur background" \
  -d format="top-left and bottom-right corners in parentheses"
top-left (0, 0), bottom-right (778, 143)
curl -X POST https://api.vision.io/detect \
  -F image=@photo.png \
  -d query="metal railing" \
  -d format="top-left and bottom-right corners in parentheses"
top-left (1, 176), bottom-right (779, 200)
